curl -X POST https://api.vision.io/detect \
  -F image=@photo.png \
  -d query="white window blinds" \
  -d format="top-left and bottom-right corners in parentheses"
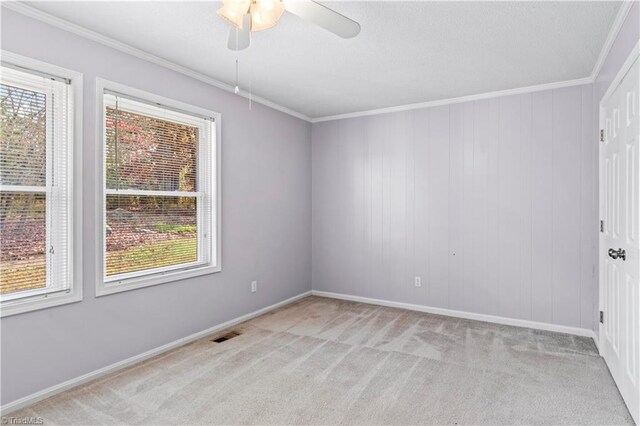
top-left (0, 65), bottom-right (73, 301)
top-left (103, 93), bottom-right (215, 283)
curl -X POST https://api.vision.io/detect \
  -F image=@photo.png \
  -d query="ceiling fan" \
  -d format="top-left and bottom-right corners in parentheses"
top-left (218, 0), bottom-right (361, 51)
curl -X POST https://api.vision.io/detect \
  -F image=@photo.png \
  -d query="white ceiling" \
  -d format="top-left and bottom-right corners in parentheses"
top-left (23, 1), bottom-right (621, 119)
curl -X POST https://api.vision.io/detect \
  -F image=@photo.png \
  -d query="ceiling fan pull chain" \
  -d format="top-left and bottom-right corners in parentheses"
top-left (234, 25), bottom-right (240, 93)
top-left (234, 58), bottom-right (240, 94)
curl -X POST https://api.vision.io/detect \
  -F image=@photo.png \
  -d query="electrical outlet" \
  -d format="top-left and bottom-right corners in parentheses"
top-left (414, 276), bottom-right (421, 287)
top-left (251, 280), bottom-right (257, 293)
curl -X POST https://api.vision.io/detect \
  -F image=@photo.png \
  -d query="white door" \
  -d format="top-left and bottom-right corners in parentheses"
top-left (600, 51), bottom-right (640, 425)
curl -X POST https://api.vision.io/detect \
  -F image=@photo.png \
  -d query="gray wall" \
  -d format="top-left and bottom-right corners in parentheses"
top-left (0, 8), bottom-right (311, 405)
top-left (2, 1), bottom-right (639, 409)
top-left (311, 4), bottom-right (640, 334)
top-left (312, 85), bottom-right (596, 330)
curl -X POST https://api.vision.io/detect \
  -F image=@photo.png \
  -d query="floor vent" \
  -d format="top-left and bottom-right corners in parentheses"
top-left (211, 331), bottom-right (241, 343)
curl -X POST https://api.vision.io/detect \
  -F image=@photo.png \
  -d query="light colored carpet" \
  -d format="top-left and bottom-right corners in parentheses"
top-left (7, 296), bottom-right (633, 425)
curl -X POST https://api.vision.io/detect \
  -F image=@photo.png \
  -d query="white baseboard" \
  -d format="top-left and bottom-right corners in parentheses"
top-left (3, 289), bottom-right (598, 416)
top-left (312, 290), bottom-right (598, 341)
top-left (0, 291), bottom-right (312, 416)
top-left (592, 330), bottom-right (600, 352)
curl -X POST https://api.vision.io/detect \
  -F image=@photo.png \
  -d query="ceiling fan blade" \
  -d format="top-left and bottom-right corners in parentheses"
top-left (284, 0), bottom-right (360, 39)
top-left (227, 14), bottom-right (251, 51)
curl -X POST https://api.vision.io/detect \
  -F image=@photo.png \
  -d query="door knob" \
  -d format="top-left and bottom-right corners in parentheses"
top-left (608, 248), bottom-right (626, 261)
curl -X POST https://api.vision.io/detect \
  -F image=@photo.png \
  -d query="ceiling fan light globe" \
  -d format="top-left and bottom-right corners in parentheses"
top-left (250, 0), bottom-right (285, 31)
top-left (218, 0), bottom-right (251, 29)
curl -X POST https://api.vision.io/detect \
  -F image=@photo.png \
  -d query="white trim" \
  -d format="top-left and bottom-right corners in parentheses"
top-left (103, 91), bottom-right (211, 130)
top-left (99, 264), bottom-right (220, 296)
top-left (3, 1), bottom-right (632, 124)
top-left (104, 89), bottom-right (216, 123)
top-left (0, 51), bottom-right (83, 318)
top-left (99, 80), bottom-right (222, 124)
top-left (598, 39), bottom-right (640, 355)
top-left (1, 2), bottom-right (312, 123)
top-left (0, 285), bottom-right (68, 303)
top-left (311, 77), bottom-right (593, 123)
top-left (95, 78), bottom-right (222, 297)
top-left (312, 291), bottom-right (597, 339)
top-left (590, 1), bottom-right (635, 82)
top-left (0, 288), bottom-right (601, 414)
top-left (310, 0), bottom-right (634, 123)
top-left (600, 39), bottom-right (640, 109)
top-left (592, 329), bottom-right (600, 353)
top-left (0, 291), bottom-right (312, 416)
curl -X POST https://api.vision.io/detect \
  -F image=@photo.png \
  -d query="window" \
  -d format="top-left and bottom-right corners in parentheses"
top-left (0, 54), bottom-right (82, 317)
top-left (97, 80), bottom-right (220, 296)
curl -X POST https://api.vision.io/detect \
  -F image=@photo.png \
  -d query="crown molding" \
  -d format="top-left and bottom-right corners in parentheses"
top-left (600, 38), bottom-right (640, 108)
top-left (311, 76), bottom-right (593, 123)
top-left (590, 0), bottom-right (635, 82)
top-left (4, 1), bottom-right (632, 124)
top-left (1, 2), bottom-right (313, 123)
top-left (311, 0), bottom-right (633, 123)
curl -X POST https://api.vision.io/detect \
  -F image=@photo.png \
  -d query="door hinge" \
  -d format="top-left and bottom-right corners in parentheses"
top-left (600, 129), bottom-right (605, 142)
top-left (600, 311), bottom-right (604, 324)
top-left (600, 220), bottom-right (604, 232)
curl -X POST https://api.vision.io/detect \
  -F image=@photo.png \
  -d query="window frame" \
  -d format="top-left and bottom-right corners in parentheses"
top-left (95, 79), bottom-right (221, 297)
top-left (0, 51), bottom-right (83, 317)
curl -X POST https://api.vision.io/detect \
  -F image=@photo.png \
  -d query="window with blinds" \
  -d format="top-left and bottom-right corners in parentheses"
top-left (101, 90), bottom-right (218, 290)
top-left (0, 64), bottom-right (74, 306)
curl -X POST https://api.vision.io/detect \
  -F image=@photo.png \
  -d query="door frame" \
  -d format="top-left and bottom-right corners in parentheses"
top-left (598, 39), bottom-right (640, 351)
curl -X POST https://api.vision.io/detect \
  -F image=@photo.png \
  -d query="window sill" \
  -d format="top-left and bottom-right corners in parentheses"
top-left (0, 288), bottom-right (82, 317)
top-left (96, 263), bottom-right (221, 297)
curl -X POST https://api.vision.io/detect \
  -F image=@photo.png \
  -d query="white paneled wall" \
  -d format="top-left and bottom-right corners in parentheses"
top-left (312, 84), bottom-right (596, 330)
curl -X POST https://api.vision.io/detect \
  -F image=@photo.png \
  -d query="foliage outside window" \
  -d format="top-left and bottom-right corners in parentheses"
top-left (101, 91), bottom-right (218, 293)
top-left (0, 63), bottom-right (77, 315)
